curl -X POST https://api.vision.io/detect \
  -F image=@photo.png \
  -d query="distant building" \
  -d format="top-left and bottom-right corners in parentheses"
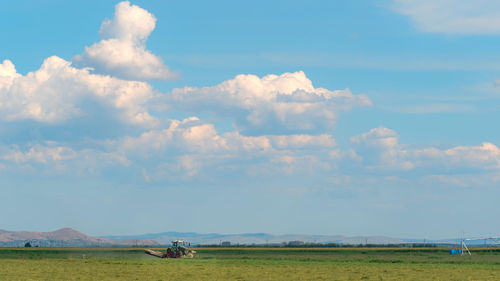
top-left (288, 240), bottom-right (305, 246)
top-left (221, 241), bottom-right (231, 247)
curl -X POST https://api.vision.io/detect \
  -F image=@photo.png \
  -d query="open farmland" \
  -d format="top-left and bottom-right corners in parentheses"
top-left (0, 247), bottom-right (499, 280)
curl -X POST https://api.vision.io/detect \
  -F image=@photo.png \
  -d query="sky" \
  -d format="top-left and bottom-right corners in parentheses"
top-left (1, 0), bottom-right (500, 239)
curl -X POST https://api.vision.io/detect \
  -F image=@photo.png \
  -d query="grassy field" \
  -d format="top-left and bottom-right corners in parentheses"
top-left (0, 247), bottom-right (499, 280)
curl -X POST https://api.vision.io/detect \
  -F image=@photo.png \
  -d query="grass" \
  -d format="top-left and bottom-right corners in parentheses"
top-left (0, 247), bottom-right (499, 280)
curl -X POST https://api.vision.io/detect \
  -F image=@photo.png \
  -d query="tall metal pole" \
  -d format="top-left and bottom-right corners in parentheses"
top-left (461, 238), bottom-right (464, 255)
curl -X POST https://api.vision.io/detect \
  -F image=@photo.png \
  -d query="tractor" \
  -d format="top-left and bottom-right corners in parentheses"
top-left (145, 240), bottom-right (196, 258)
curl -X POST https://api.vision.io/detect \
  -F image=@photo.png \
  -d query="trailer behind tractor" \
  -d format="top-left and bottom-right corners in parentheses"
top-left (145, 240), bottom-right (196, 258)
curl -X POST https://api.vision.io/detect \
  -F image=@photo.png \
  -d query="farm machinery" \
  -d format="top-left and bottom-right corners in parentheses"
top-left (145, 240), bottom-right (196, 258)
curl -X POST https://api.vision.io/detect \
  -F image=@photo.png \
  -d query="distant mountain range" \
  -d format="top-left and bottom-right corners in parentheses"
top-left (101, 232), bottom-right (494, 246)
top-left (1, 228), bottom-right (495, 247)
top-left (103, 232), bottom-right (408, 245)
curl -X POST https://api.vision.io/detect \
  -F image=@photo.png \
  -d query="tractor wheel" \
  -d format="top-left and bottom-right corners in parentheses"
top-left (167, 248), bottom-right (172, 258)
top-left (176, 250), bottom-right (181, 258)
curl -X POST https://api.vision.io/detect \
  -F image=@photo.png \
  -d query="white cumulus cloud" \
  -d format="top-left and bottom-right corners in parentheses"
top-left (0, 56), bottom-right (157, 126)
top-left (108, 117), bottom-right (337, 180)
top-left (0, 60), bottom-right (21, 92)
top-left (350, 127), bottom-right (413, 170)
top-left (165, 71), bottom-right (371, 133)
top-left (117, 117), bottom-right (336, 156)
top-left (351, 127), bottom-right (500, 172)
top-left (73, 1), bottom-right (177, 80)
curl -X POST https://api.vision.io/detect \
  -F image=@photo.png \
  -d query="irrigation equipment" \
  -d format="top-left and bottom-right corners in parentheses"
top-left (461, 237), bottom-right (500, 255)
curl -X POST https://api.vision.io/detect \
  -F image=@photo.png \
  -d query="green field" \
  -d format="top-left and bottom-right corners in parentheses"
top-left (1, 247), bottom-right (499, 280)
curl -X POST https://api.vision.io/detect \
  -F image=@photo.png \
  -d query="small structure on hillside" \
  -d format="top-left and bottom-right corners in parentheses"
top-left (288, 240), bottom-right (305, 246)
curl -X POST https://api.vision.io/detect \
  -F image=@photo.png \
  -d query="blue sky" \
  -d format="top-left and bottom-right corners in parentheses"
top-left (1, 0), bottom-right (500, 239)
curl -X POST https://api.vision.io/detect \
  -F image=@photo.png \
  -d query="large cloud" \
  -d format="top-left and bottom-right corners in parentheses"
top-left (0, 2), bottom-right (360, 181)
top-left (73, 1), bottom-right (177, 80)
top-left (0, 56), bottom-right (157, 126)
top-left (2, 0), bottom-right (498, 187)
top-left (391, 0), bottom-right (500, 34)
top-left (164, 71), bottom-right (372, 134)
